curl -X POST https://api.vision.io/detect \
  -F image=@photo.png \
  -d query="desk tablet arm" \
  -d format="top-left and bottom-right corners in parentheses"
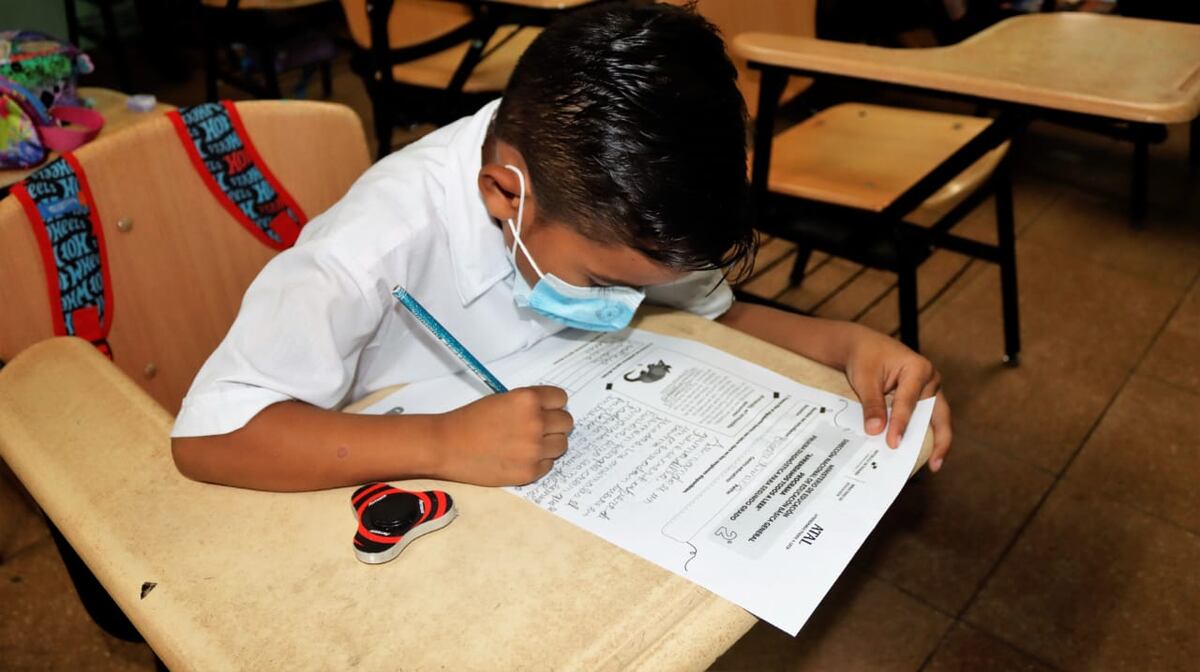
top-left (733, 33), bottom-right (906, 77)
top-left (0, 337), bottom-right (176, 650)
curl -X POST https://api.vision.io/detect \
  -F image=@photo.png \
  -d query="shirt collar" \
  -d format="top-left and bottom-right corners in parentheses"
top-left (439, 98), bottom-right (512, 306)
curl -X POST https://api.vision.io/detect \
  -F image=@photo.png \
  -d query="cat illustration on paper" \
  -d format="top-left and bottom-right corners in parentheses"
top-left (624, 360), bottom-right (672, 383)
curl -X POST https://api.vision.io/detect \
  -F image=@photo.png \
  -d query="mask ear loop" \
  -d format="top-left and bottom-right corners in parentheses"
top-left (503, 164), bottom-right (545, 278)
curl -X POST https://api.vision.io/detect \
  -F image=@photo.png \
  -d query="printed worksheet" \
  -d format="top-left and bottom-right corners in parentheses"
top-left (360, 329), bottom-right (934, 634)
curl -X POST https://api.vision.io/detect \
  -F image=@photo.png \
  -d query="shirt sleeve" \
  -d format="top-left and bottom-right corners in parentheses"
top-left (642, 269), bottom-right (734, 320)
top-left (171, 240), bottom-right (388, 438)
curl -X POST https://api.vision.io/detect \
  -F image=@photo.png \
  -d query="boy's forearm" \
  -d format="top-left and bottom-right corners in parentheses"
top-left (171, 401), bottom-right (444, 492)
top-left (716, 301), bottom-right (867, 370)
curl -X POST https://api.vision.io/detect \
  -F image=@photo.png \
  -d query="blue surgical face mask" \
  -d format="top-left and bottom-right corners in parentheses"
top-left (503, 164), bottom-right (644, 332)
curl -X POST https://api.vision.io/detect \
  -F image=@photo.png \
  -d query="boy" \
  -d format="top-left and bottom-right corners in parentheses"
top-left (171, 2), bottom-right (951, 492)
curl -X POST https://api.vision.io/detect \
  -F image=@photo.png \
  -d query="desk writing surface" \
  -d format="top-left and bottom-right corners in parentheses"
top-left (0, 309), bottom-right (931, 671)
top-left (735, 13), bottom-right (1200, 124)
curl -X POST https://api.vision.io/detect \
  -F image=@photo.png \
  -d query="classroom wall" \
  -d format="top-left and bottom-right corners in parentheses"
top-left (0, 0), bottom-right (70, 41)
top-left (0, 1), bottom-right (132, 45)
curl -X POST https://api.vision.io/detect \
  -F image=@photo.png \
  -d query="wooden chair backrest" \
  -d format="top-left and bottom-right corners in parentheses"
top-left (685, 0), bottom-right (817, 114)
top-left (340, 0), bottom-right (474, 50)
top-left (0, 101), bottom-right (370, 414)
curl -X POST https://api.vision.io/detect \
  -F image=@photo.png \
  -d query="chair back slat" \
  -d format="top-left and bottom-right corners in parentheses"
top-left (0, 101), bottom-right (370, 414)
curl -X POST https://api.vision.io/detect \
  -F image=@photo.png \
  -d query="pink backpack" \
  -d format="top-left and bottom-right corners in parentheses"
top-left (0, 31), bottom-right (104, 169)
top-left (0, 78), bottom-right (103, 168)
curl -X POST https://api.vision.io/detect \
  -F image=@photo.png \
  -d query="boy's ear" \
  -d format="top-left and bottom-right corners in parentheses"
top-left (478, 163), bottom-right (523, 223)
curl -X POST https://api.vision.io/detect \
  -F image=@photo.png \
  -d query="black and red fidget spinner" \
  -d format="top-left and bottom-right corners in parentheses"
top-left (351, 483), bottom-right (458, 564)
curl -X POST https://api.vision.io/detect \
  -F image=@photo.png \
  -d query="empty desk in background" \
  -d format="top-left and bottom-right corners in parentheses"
top-left (736, 12), bottom-right (1200, 220)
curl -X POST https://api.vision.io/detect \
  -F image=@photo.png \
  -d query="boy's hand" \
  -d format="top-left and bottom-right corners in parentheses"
top-left (716, 302), bottom-right (951, 473)
top-left (435, 385), bottom-right (573, 486)
top-left (844, 332), bottom-right (952, 472)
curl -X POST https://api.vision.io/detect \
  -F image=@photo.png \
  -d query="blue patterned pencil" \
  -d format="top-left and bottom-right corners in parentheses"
top-left (391, 285), bottom-right (509, 394)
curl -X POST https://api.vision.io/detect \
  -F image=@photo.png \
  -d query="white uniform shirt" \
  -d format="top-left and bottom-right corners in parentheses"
top-left (172, 99), bottom-right (734, 438)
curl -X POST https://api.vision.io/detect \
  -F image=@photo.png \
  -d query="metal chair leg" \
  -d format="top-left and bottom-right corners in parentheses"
top-left (319, 60), bottom-right (333, 99)
top-left (370, 86), bottom-right (394, 159)
top-left (258, 42), bottom-right (283, 99)
top-left (1130, 131), bottom-right (1149, 224)
top-left (64, 0), bottom-right (82, 47)
top-left (1190, 117), bottom-right (1199, 172)
top-left (897, 263), bottom-right (920, 352)
top-left (203, 13), bottom-right (220, 101)
top-left (96, 0), bottom-right (134, 92)
top-left (788, 246), bottom-right (813, 285)
top-left (995, 164), bottom-right (1021, 366)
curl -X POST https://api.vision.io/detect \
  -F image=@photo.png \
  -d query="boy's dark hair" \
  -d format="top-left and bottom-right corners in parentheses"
top-left (490, 1), bottom-right (755, 280)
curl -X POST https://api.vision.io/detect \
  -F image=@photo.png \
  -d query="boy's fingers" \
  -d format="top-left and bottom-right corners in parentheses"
top-left (929, 392), bottom-right (953, 472)
top-left (850, 375), bottom-right (888, 436)
top-left (519, 459), bottom-right (556, 486)
top-left (919, 369), bottom-right (941, 399)
top-left (543, 409), bottom-right (574, 436)
top-left (886, 371), bottom-right (926, 449)
top-left (529, 385), bottom-right (568, 409)
top-left (541, 433), bottom-right (568, 460)
top-left (536, 458), bottom-right (560, 479)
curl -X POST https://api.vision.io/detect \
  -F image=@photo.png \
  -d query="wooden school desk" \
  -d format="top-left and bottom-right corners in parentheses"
top-left (0, 308), bottom-right (932, 671)
top-left (0, 87), bottom-right (173, 194)
top-left (735, 11), bottom-right (1200, 219)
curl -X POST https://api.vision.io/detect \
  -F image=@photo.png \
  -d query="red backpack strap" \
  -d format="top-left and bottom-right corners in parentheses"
top-left (12, 153), bottom-right (114, 358)
top-left (167, 101), bottom-right (307, 250)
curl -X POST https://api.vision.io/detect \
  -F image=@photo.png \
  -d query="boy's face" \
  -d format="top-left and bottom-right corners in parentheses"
top-left (479, 143), bottom-right (686, 291)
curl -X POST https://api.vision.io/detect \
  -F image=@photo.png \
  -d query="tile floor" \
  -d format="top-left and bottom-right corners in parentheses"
top-left (709, 120), bottom-right (1200, 671)
top-left (1, 36), bottom-right (1199, 672)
